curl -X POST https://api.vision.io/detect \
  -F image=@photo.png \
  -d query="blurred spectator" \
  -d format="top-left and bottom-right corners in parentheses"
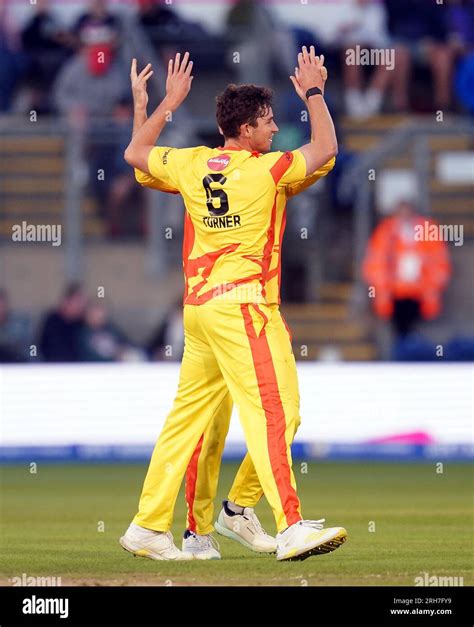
top-left (73, 0), bottom-right (120, 47)
top-left (52, 29), bottom-right (129, 235)
top-left (0, 289), bottom-right (31, 363)
top-left (363, 200), bottom-right (452, 337)
top-left (0, 27), bottom-right (25, 112)
top-left (137, 0), bottom-right (219, 71)
top-left (384, 0), bottom-right (454, 110)
top-left (39, 284), bottom-right (86, 362)
top-left (78, 302), bottom-right (134, 361)
top-left (225, 0), bottom-right (297, 84)
top-left (53, 4), bottom-right (127, 122)
top-left (336, 0), bottom-right (391, 117)
top-left (138, 0), bottom-right (192, 53)
top-left (138, 0), bottom-right (177, 31)
top-left (147, 299), bottom-right (184, 361)
top-left (449, 0), bottom-right (474, 113)
top-left (455, 53), bottom-right (474, 113)
top-left (20, 0), bottom-right (73, 113)
top-left (449, 0), bottom-right (474, 53)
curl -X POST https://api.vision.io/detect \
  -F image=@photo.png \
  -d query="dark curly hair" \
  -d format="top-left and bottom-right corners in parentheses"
top-left (215, 84), bottom-right (274, 139)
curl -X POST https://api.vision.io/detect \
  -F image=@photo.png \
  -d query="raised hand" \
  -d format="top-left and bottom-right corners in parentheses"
top-left (290, 46), bottom-right (327, 102)
top-left (165, 51), bottom-right (194, 111)
top-left (130, 59), bottom-right (153, 110)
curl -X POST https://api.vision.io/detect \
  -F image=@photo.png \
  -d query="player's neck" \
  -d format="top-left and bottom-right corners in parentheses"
top-left (222, 138), bottom-right (253, 152)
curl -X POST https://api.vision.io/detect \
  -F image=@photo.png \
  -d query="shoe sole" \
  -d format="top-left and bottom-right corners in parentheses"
top-left (119, 537), bottom-right (192, 561)
top-left (277, 528), bottom-right (348, 562)
top-left (214, 520), bottom-right (276, 554)
top-left (182, 551), bottom-right (221, 561)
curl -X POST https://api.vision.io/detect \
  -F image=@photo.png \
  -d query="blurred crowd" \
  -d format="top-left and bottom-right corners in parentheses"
top-left (0, 0), bottom-right (473, 118)
top-left (0, 284), bottom-right (184, 363)
top-left (338, 0), bottom-right (474, 116)
top-left (0, 0), bottom-right (472, 363)
top-left (1, 0), bottom-right (473, 238)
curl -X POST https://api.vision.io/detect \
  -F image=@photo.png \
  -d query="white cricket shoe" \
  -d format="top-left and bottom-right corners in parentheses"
top-left (215, 504), bottom-right (277, 553)
top-left (119, 523), bottom-right (192, 561)
top-left (276, 519), bottom-right (347, 561)
top-left (182, 531), bottom-right (221, 560)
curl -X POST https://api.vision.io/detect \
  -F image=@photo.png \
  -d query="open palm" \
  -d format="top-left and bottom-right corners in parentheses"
top-left (130, 58), bottom-right (153, 109)
top-left (165, 51), bottom-right (194, 109)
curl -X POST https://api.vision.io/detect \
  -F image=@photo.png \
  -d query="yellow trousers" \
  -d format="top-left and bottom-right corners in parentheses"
top-left (134, 301), bottom-right (302, 533)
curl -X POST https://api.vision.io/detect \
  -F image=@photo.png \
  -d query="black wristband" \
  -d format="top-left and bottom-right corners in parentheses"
top-left (306, 87), bottom-right (323, 99)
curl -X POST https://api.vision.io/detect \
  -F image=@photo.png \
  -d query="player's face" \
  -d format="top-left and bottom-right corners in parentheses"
top-left (248, 107), bottom-right (279, 153)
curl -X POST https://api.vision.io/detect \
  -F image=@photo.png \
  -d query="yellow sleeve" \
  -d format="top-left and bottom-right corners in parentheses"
top-left (285, 156), bottom-right (336, 198)
top-left (260, 150), bottom-right (308, 188)
top-left (147, 146), bottom-right (191, 191)
top-left (134, 168), bottom-right (179, 194)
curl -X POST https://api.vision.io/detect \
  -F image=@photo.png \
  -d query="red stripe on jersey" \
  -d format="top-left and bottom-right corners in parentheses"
top-left (277, 204), bottom-right (287, 303)
top-left (182, 211), bottom-right (195, 305)
top-left (240, 303), bottom-right (301, 528)
top-left (260, 194), bottom-right (278, 299)
top-left (185, 243), bottom-right (241, 301)
top-left (270, 152), bottom-right (294, 185)
top-left (185, 434), bottom-right (204, 533)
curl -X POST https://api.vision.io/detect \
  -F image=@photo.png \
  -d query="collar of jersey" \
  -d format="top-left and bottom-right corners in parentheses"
top-left (217, 146), bottom-right (261, 157)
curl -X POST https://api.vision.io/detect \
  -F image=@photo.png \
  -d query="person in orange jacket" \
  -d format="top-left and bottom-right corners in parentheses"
top-left (363, 200), bottom-right (452, 336)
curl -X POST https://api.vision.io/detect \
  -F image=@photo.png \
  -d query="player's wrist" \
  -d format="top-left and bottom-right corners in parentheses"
top-left (163, 94), bottom-right (180, 112)
top-left (306, 86), bottom-right (324, 100)
top-left (133, 101), bottom-right (147, 113)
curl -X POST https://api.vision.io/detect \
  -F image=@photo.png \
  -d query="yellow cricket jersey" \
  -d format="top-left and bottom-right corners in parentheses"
top-left (138, 146), bottom-right (335, 305)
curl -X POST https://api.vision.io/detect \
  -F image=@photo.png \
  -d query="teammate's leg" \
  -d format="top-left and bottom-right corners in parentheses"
top-left (131, 305), bottom-right (227, 533)
top-left (184, 384), bottom-right (279, 554)
top-left (186, 387), bottom-right (279, 554)
top-left (180, 393), bottom-right (232, 559)
top-left (226, 453), bottom-right (262, 507)
top-left (184, 390), bottom-right (233, 536)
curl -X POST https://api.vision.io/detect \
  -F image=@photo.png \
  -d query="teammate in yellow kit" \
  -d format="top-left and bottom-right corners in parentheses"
top-left (134, 147), bottom-right (334, 557)
top-left (120, 46), bottom-right (347, 561)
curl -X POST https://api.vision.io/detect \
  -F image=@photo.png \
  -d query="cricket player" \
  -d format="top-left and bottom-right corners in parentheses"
top-left (120, 46), bottom-right (347, 561)
top-left (130, 59), bottom-right (338, 560)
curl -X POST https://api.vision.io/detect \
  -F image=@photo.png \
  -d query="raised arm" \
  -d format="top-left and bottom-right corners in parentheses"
top-left (130, 58), bottom-right (152, 137)
top-left (290, 46), bottom-right (338, 176)
top-left (129, 58), bottom-right (175, 191)
top-left (124, 52), bottom-right (194, 172)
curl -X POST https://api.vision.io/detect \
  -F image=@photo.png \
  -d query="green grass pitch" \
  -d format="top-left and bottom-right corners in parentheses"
top-left (0, 462), bottom-right (472, 586)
